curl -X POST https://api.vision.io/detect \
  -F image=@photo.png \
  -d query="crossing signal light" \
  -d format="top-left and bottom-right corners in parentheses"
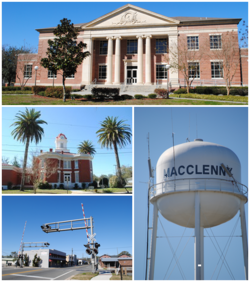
top-left (84, 244), bottom-right (90, 248)
top-left (19, 255), bottom-right (23, 259)
top-left (86, 248), bottom-right (92, 255)
top-left (95, 242), bottom-right (100, 248)
top-left (93, 249), bottom-right (98, 254)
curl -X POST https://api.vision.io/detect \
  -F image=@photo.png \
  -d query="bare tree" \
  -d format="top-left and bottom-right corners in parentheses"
top-left (31, 151), bottom-right (58, 194)
top-left (168, 35), bottom-right (206, 93)
top-left (208, 31), bottom-right (241, 95)
top-left (16, 52), bottom-right (41, 90)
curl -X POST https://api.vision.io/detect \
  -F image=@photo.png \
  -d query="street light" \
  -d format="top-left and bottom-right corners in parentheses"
top-left (34, 66), bottom-right (38, 87)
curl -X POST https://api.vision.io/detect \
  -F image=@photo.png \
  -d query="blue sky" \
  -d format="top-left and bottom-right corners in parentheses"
top-left (134, 107), bottom-right (248, 280)
top-left (2, 2), bottom-right (248, 49)
top-left (2, 107), bottom-right (132, 177)
top-left (2, 196), bottom-right (132, 258)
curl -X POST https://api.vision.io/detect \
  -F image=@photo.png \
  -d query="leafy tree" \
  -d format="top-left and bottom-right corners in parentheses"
top-left (24, 253), bottom-right (29, 266)
top-left (2, 44), bottom-right (34, 86)
top-left (11, 108), bottom-right (47, 191)
top-left (109, 175), bottom-right (126, 188)
top-left (32, 253), bottom-right (41, 267)
top-left (93, 174), bottom-right (99, 182)
top-left (118, 251), bottom-right (131, 257)
top-left (121, 165), bottom-right (132, 179)
top-left (99, 175), bottom-right (109, 187)
top-left (41, 18), bottom-right (90, 102)
top-left (11, 251), bottom-right (18, 258)
top-left (78, 140), bottom-right (96, 155)
top-left (96, 116), bottom-right (132, 189)
top-left (12, 156), bottom-right (21, 168)
top-left (2, 156), bottom-right (9, 164)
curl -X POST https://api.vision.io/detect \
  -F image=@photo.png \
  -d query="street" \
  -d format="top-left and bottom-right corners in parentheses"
top-left (2, 265), bottom-right (92, 280)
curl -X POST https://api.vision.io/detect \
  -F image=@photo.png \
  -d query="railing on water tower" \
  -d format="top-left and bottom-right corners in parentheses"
top-left (150, 178), bottom-right (248, 199)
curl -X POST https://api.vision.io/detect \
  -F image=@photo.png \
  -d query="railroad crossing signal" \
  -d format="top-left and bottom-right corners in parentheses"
top-left (88, 233), bottom-right (96, 243)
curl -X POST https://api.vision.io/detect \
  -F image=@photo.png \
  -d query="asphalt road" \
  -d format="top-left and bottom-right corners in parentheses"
top-left (2, 265), bottom-right (92, 280)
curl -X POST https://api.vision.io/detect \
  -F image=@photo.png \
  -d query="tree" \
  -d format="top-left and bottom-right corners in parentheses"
top-left (118, 251), bottom-right (131, 257)
top-left (208, 31), bottom-right (241, 95)
top-left (120, 165), bottom-right (132, 180)
top-left (78, 140), bottom-right (96, 155)
top-left (2, 156), bottom-right (9, 164)
top-left (41, 18), bottom-right (90, 102)
top-left (24, 254), bottom-right (29, 266)
top-left (93, 174), bottom-right (99, 182)
top-left (11, 251), bottom-right (18, 258)
top-left (2, 44), bottom-right (34, 86)
top-left (96, 116), bottom-right (132, 189)
top-left (32, 254), bottom-right (41, 267)
top-left (12, 156), bottom-right (21, 168)
top-left (168, 35), bottom-right (206, 93)
top-left (11, 108), bottom-right (47, 191)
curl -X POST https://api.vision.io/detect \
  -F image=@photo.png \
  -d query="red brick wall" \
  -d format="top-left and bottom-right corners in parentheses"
top-left (79, 160), bottom-right (91, 182)
top-left (2, 169), bottom-right (19, 185)
top-left (240, 48), bottom-right (248, 85)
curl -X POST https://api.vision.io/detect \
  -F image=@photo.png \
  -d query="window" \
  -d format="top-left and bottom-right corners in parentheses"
top-left (75, 172), bottom-right (79, 183)
top-left (58, 160), bottom-right (60, 168)
top-left (156, 65), bottom-right (168, 79)
top-left (48, 70), bottom-right (57, 78)
top-left (188, 62), bottom-right (200, 78)
top-left (58, 172), bottom-right (60, 182)
top-left (60, 143), bottom-right (64, 148)
top-left (187, 36), bottom-right (199, 50)
top-left (127, 40), bottom-right (137, 54)
top-left (99, 65), bottom-right (107, 79)
top-left (66, 74), bottom-right (75, 78)
top-left (24, 65), bottom-right (32, 78)
top-left (211, 62), bottom-right (223, 78)
top-left (40, 172), bottom-right (44, 181)
top-left (41, 159), bottom-right (44, 168)
top-left (210, 35), bottom-right (222, 49)
top-left (63, 161), bottom-right (71, 169)
top-left (156, 38), bottom-right (168, 54)
top-left (100, 41), bottom-right (108, 55)
top-left (75, 160), bottom-right (79, 169)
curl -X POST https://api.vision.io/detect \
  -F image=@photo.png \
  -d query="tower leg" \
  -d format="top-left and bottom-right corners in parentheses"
top-left (194, 192), bottom-right (204, 280)
top-left (149, 203), bottom-right (158, 280)
top-left (240, 200), bottom-right (248, 280)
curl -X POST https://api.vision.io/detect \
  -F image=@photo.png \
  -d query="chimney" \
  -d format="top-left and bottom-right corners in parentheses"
top-left (40, 150), bottom-right (43, 153)
top-left (50, 148), bottom-right (53, 152)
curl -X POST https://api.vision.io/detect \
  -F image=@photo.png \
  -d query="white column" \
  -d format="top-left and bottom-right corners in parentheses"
top-left (194, 192), bottom-right (204, 280)
top-left (149, 203), bottom-right (158, 280)
top-left (145, 35), bottom-right (152, 85)
top-left (240, 200), bottom-right (248, 280)
top-left (137, 35), bottom-right (143, 84)
top-left (124, 61), bottom-right (127, 85)
top-left (106, 37), bottom-right (113, 84)
top-left (114, 37), bottom-right (121, 85)
top-left (168, 33), bottom-right (179, 87)
top-left (81, 37), bottom-right (93, 85)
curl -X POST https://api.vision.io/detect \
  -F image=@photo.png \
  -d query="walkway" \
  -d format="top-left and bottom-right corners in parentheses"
top-left (91, 273), bottom-right (112, 280)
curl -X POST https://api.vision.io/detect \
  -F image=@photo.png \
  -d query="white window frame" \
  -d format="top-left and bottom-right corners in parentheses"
top-left (66, 74), bottom-right (75, 79)
top-left (58, 171), bottom-right (61, 183)
top-left (24, 64), bottom-right (32, 79)
top-left (75, 172), bottom-right (79, 183)
top-left (187, 36), bottom-right (199, 51)
top-left (48, 70), bottom-right (57, 79)
top-left (156, 64), bottom-right (168, 79)
top-left (211, 61), bottom-right (224, 79)
top-left (210, 35), bottom-right (222, 50)
top-left (63, 160), bottom-right (71, 169)
top-left (156, 38), bottom-right (168, 54)
top-left (75, 160), bottom-right (79, 169)
top-left (127, 39), bottom-right (138, 55)
top-left (99, 40), bottom-right (108, 55)
top-left (99, 64), bottom-right (107, 80)
top-left (188, 62), bottom-right (200, 79)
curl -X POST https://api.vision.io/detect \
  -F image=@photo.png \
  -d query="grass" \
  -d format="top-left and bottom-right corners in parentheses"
top-left (2, 91), bottom-right (33, 94)
top-left (71, 272), bottom-right (98, 280)
top-left (75, 188), bottom-right (132, 193)
top-left (2, 94), bottom-right (245, 105)
top-left (171, 93), bottom-right (248, 103)
top-left (110, 273), bottom-right (132, 280)
top-left (2, 189), bottom-right (72, 194)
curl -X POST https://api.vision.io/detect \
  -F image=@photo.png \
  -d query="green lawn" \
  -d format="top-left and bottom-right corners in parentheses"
top-left (71, 272), bottom-right (98, 280)
top-left (2, 94), bottom-right (246, 105)
top-left (2, 189), bottom-right (72, 194)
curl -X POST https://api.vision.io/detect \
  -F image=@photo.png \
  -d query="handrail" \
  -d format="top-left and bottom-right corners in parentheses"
top-left (150, 178), bottom-right (248, 199)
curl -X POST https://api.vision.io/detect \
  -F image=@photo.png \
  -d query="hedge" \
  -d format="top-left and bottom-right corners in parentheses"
top-left (91, 87), bottom-right (120, 100)
top-left (2, 86), bottom-right (32, 91)
top-left (120, 94), bottom-right (133, 100)
top-left (32, 86), bottom-right (47, 95)
top-left (134, 94), bottom-right (144, 99)
top-left (44, 87), bottom-right (72, 99)
top-left (148, 94), bottom-right (157, 99)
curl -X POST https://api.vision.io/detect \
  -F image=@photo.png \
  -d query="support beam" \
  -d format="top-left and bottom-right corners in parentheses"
top-left (194, 192), bottom-right (204, 280)
top-left (149, 203), bottom-right (158, 280)
top-left (106, 37), bottom-right (113, 84)
top-left (81, 38), bottom-right (93, 85)
top-left (145, 35), bottom-right (152, 85)
top-left (137, 36), bottom-right (143, 84)
top-left (240, 200), bottom-right (248, 280)
top-left (114, 37), bottom-right (121, 85)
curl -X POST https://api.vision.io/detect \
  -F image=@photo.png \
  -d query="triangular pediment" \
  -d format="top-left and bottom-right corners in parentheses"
top-left (81, 4), bottom-right (179, 29)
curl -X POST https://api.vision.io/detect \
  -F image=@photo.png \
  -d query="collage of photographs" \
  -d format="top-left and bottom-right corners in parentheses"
top-left (1, 1), bottom-right (248, 281)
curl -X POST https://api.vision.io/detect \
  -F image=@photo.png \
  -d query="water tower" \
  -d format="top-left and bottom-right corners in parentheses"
top-left (148, 139), bottom-right (248, 280)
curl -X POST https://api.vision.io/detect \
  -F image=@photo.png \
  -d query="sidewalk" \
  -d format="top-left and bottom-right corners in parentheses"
top-left (91, 274), bottom-right (112, 280)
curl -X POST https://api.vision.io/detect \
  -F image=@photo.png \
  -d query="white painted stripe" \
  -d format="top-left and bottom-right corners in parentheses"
top-left (53, 270), bottom-right (75, 280)
top-left (11, 274), bottom-right (52, 279)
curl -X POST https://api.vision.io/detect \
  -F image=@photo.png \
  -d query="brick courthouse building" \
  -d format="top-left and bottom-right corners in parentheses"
top-left (2, 133), bottom-right (94, 189)
top-left (16, 4), bottom-right (248, 90)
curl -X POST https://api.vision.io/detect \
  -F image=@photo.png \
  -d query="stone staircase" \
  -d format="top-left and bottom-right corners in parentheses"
top-left (82, 84), bottom-right (162, 93)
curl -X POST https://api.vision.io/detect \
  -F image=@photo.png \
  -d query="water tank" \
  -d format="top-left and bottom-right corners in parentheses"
top-left (151, 139), bottom-right (247, 228)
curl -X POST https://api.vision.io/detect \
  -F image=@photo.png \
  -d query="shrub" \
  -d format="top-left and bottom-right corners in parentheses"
top-left (7, 182), bottom-right (12, 190)
top-left (38, 91), bottom-right (45, 96)
top-left (81, 183), bottom-right (86, 189)
top-left (103, 188), bottom-right (113, 193)
top-left (82, 95), bottom-right (92, 100)
top-left (88, 181), bottom-right (97, 188)
top-left (134, 94), bottom-right (144, 99)
top-left (38, 181), bottom-right (51, 189)
top-left (2, 86), bottom-right (22, 91)
top-left (59, 183), bottom-right (64, 189)
top-left (32, 86), bottom-right (47, 95)
top-left (120, 94), bottom-right (133, 100)
top-left (99, 177), bottom-right (109, 187)
top-left (74, 183), bottom-right (79, 189)
top-left (148, 94), bottom-right (157, 99)
top-left (45, 87), bottom-right (71, 99)
top-left (154, 88), bottom-right (169, 98)
top-left (54, 184), bottom-right (58, 189)
top-left (174, 88), bottom-right (187, 94)
top-left (91, 87), bottom-right (120, 100)
top-left (194, 86), bottom-right (248, 96)
top-left (71, 89), bottom-right (81, 92)
top-left (109, 175), bottom-right (126, 188)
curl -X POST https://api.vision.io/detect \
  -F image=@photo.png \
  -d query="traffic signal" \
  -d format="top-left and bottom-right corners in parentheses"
top-left (84, 244), bottom-right (90, 248)
top-left (93, 248), bottom-right (98, 254)
top-left (95, 242), bottom-right (100, 248)
top-left (18, 255), bottom-right (23, 259)
top-left (86, 248), bottom-right (92, 255)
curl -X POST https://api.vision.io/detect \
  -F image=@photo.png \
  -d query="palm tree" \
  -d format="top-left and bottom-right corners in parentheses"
top-left (11, 108), bottom-right (47, 191)
top-left (78, 140), bottom-right (96, 155)
top-left (96, 116), bottom-right (132, 187)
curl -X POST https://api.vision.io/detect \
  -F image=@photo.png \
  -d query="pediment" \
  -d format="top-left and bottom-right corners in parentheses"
top-left (82, 4), bottom-right (179, 29)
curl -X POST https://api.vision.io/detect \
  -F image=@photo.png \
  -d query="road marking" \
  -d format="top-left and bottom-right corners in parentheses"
top-left (2, 269), bottom-right (42, 276)
top-left (11, 274), bottom-right (52, 279)
top-left (53, 270), bottom-right (75, 280)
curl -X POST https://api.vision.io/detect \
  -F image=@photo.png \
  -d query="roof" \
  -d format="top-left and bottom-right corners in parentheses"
top-left (56, 133), bottom-right (67, 139)
top-left (101, 257), bottom-right (132, 262)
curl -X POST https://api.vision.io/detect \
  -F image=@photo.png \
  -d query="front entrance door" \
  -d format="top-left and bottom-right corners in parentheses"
top-left (127, 67), bottom-right (137, 84)
top-left (64, 174), bottom-right (71, 188)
